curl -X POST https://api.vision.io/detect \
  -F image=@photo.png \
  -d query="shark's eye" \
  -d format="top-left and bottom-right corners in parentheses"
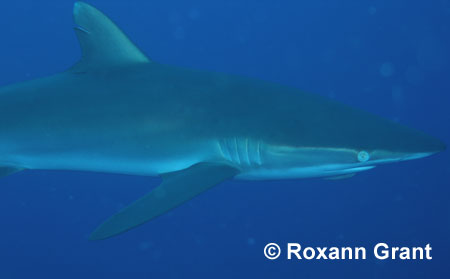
top-left (357, 151), bottom-right (370, 162)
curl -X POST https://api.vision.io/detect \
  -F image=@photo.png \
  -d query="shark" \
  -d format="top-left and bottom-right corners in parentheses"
top-left (0, 2), bottom-right (445, 240)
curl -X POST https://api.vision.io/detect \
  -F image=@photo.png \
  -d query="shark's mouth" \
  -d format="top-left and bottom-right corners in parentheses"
top-left (235, 164), bottom-right (376, 180)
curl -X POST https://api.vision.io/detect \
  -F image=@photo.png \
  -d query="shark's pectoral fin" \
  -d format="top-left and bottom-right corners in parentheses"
top-left (0, 167), bottom-right (23, 178)
top-left (70, 2), bottom-right (150, 72)
top-left (324, 173), bottom-right (357, 180)
top-left (90, 162), bottom-right (239, 240)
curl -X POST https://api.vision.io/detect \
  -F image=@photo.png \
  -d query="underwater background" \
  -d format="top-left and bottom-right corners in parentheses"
top-left (0, 0), bottom-right (449, 278)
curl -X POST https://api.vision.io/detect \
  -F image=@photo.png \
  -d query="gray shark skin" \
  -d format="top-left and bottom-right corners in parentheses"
top-left (0, 2), bottom-right (445, 240)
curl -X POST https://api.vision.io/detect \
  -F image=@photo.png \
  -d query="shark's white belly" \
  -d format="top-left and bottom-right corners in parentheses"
top-left (1, 139), bottom-right (219, 176)
top-left (4, 136), bottom-right (425, 180)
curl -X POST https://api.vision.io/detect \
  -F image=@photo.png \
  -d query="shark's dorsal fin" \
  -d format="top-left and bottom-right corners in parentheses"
top-left (71, 2), bottom-right (150, 72)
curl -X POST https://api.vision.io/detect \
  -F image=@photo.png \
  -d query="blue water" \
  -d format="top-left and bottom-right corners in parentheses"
top-left (0, 0), bottom-right (449, 278)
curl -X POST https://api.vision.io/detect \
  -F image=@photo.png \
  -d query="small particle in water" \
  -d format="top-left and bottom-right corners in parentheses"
top-left (368, 6), bottom-right (377, 15)
top-left (188, 8), bottom-right (200, 20)
top-left (151, 250), bottom-right (162, 260)
top-left (139, 241), bottom-right (153, 251)
top-left (328, 90), bottom-right (336, 99)
top-left (219, 223), bottom-right (228, 229)
top-left (168, 11), bottom-right (181, 25)
top-left (247, 237), bottom-right (255, 246)
top-left (417, 36), bottom-right (448, 71)
top-left (173, 26), bottom-right (186, 40)
top-left (391, 85), bottom-right (404, 104)
top-left (379, 62), bottom-right (395, 77)
top-left (405, 66), bottom-right (425, 86)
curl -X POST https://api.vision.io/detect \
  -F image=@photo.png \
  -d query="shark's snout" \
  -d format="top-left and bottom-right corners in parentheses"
top-left (371, 128), bottom-right (446, 163)
top-left (403, 130), bottom-right (446, 156)
top-left (426, 137), bottom-right (446, 153)
top-left (399, 136), bottom-right (446, 162)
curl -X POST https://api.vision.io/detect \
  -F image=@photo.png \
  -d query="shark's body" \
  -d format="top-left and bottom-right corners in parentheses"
top-left (0, 2), bottom-right (445, 239)
top-left (1, 63), bottom-right (443, 179)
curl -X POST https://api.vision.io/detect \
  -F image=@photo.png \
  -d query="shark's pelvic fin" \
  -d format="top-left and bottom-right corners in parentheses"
top-left (71, 1), bottom-right (150, 72)
top-left (90, 163), bottom-right (239, 240)
top-left (0, 167), bottom-right (23, 178)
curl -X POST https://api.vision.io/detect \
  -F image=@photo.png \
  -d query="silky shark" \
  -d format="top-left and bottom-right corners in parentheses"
top-left (0, 2), bottom-right (445, 240)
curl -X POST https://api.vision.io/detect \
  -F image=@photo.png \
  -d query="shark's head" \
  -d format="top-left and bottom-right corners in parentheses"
top-left (353, 126), bottom-right (446, 164)
top-left (237, 102), bottom-right (446, 180)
